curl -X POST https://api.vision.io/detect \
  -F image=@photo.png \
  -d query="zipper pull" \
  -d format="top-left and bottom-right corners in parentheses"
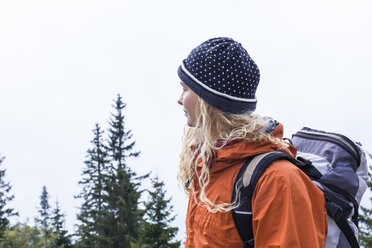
top-left (185, 172), bottom-right (195, 188)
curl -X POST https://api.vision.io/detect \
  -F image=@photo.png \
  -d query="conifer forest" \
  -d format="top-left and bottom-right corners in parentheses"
top-left (0, 95), bottom-right (180, 248)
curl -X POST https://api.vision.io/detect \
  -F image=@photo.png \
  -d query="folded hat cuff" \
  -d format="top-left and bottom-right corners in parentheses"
top-left (178, 65), bottom-right (257, 114)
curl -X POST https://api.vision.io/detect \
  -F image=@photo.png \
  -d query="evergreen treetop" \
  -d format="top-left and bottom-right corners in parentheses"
top-left (107, 94), bottom-right (140, 170)
top-left (0, 155), bottom-right (18, 240)
top-left (138, 174), bottom-right (180, 248)
top-left (102, 94), bottom-right (147, 248)
top-left (51, 200), bottom-right (73, 248)
top-left (37, 185), bottom-right (51, 231)
top-left (75, 123), bottom-right (110, 247)
top-left (76, 95), bottom-right (148, 248)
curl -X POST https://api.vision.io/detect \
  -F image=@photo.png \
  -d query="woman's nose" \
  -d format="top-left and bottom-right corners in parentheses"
top-left (177, 97), bottom-right (183, 106)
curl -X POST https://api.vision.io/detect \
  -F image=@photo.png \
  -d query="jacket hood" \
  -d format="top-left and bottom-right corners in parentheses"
top-left (202, 123), bottom-right (297, 173)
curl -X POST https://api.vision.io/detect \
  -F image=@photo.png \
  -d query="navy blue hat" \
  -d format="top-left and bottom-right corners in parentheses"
top-left (178, 37), bottom-right (260, 114)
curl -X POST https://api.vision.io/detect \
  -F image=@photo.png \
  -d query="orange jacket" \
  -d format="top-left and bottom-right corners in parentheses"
top-left (185, 124), bottom-right (327, 247)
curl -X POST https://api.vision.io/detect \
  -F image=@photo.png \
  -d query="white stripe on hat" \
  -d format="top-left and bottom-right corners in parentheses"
top-left (180, 62), bottom-right (257, 103)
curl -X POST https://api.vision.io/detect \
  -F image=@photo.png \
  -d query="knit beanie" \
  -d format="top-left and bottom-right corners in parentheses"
top-left (178, 37), bottom-right (260, 114)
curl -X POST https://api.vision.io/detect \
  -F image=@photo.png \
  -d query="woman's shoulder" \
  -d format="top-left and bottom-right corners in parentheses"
top-left (253, 159), bottom-right (325, 205)
top-left (257, 159), bottom-right (315, 189)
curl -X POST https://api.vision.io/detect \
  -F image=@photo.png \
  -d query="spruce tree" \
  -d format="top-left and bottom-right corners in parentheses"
top-left (138, 175), bottom-right (180, 248)
top-left (0, 155), bottom-right (17, 240)
top-left (103, 94), bottom-right (147, 248)
top-left (36, 186), bottom-right (51, 239)
top-left (76, 123), bottom-right (109, 247)
top-left (51, 200), bottom-right (72, 248)
top-left (359, 152), bottom-right (372, 247)
top-left (76, 95), bottom-right (148, 248)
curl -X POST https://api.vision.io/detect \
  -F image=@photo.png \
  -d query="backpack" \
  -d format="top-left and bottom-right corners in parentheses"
top-left (232, 127), bottom-right (370, 248)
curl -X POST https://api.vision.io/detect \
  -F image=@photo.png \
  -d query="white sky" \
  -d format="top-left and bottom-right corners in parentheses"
top-left (0, 0), bottom-right (371, 242)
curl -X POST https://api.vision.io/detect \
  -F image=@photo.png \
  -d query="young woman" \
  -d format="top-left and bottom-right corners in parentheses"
top-left (177, 37), bottom-right (327, 247)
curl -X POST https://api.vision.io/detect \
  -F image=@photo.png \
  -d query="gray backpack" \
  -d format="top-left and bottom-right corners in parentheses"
top-left (232, 127), bottom-right (370, 248)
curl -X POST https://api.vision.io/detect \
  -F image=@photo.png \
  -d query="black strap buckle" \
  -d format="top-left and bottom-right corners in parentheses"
top-left (326, 201), bottom-right (343, 221)
top-left (243, 239), bottom-right (254, 248)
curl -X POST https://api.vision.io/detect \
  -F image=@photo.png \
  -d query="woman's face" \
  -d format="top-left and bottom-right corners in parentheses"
top-left (177, 82), bottom-right (199, 127)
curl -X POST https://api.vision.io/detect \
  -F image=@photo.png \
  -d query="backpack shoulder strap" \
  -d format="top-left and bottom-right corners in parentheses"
top-left (232, 151), bottom-right (360, 248)
top-left (232, 151), bottom-right (295, 248)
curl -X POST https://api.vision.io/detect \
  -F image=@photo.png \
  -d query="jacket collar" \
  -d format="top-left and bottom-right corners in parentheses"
top-left (197, 123), bottom-right (297, 173)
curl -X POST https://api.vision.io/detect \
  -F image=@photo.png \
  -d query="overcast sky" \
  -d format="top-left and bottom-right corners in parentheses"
top-left (1, 0), bottom-right (371, 241)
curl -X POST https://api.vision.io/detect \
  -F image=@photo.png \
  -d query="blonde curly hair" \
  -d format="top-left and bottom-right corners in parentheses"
top-left (178, 96), bottom-right (288, 213)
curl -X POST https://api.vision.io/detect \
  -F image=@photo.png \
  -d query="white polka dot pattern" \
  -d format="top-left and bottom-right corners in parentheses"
top-left (183, 37), bottom-right (259, 100)
top-left (178, 37), bottom-right (260, 114)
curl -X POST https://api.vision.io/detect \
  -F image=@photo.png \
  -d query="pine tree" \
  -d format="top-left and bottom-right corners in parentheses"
top-left (76, 95), bottom-right (148, 248)
top-left (138, 175), bottom-right (180, 248)
top-left (359, 152), bottom-right (372, 247)
top-left (0, 155), bottom-right (18, 240)
top-left (51, 200), bottom-right (72, 248)
top-left (75, 123), bottom-right (109, 248)
top-left (36, 186), bottom-right (52, 240)
top-left (103, 94), bottom-right (147, 248)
